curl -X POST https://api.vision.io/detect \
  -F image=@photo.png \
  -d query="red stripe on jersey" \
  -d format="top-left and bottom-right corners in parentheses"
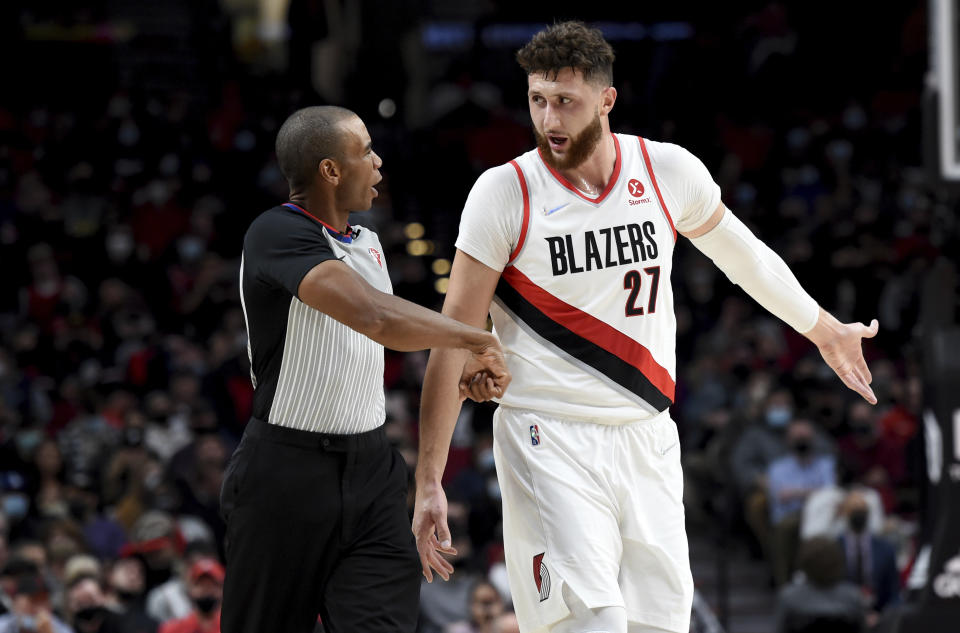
top-left (537, 134), bottom-right (622, 204)
top-left (508, 160), bottom-right (531, 264)
top-left (501, 265), bottom-right (675, 400)
top-left (283, 202), bottom-right (354, 237)
top-left (638, 138), bottom-right (677, 242)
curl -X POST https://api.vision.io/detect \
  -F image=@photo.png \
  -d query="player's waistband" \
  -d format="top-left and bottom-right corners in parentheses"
top-left (244, 417), bottom-right (387, 452)
top-left (497, 403), bottom-right (671, 426)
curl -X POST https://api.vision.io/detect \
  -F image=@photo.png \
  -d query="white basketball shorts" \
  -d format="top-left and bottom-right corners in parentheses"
top-left (493, 405), bottom-right (693, 633)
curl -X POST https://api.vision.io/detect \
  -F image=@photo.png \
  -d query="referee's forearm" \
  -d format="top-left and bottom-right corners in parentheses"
top-left (362, 291), bottom-right (495, 353)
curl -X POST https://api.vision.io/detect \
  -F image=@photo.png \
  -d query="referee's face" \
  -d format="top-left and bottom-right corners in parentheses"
top-left (336, 116), bottom-right (383, 212)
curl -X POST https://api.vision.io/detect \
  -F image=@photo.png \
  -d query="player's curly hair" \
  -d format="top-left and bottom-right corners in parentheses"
top-left (516, 21), bottom-right (615, 87)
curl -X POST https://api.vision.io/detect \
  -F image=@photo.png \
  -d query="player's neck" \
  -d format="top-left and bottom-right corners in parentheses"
top-left (288, 191), bottom-right (350, 234)
top-left (556, 133), bottom-right (617, 197)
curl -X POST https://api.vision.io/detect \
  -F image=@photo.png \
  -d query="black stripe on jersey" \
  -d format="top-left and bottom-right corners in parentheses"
top-left (494, 278), bottom-right (673, 412)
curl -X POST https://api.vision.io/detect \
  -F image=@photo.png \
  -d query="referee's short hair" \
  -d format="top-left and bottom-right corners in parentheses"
top-left (276, 105), bottom-right (356, 190)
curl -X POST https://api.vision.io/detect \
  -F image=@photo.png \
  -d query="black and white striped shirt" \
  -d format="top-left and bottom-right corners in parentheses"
top-left (239, 203), bottom-right (392, 434)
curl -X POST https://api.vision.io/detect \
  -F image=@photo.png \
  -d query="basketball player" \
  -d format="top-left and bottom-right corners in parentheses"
top-left (412, 21), bottom-right (879, 633)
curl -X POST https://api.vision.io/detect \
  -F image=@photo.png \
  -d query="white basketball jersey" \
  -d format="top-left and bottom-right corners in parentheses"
top-left (496, 135), bottom-right (684, 421)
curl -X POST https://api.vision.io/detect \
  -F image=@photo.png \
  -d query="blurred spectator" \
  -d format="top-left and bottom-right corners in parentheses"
top-left (145, 541), bottom-right (217, 625)
top-left (773, 536), bottom-right (865, 633)
top-left (104, 557), bottom-right (158, 633)
top-left (156, 558), bottom-right (222, 633)
top-left (444, 580), bottom-right (503, 633)
top-left (120, 513), bottom-right (183, 594)
top-left (837, 401), bottom-right (904, 512)
top-left (837, 490), bottom-right (899, 624)
top-left (767, 419), bottom-right (836, 585)
top-left (731, 390), bottom-right (832, 565)
top-left (801, 482), bottom-right (884, 541)
top-left (0, 571), bottom-right (72, 633)
top-left (491, 612), bottom-right (518, 633)
top-left (63, 575), bottom-right (127, 633)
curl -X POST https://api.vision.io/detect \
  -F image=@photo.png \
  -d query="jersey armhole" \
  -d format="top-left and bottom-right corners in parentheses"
top-left (637, 137), bottom-right (678, 242)
top-left (506, 159), bottom-right (531, 266)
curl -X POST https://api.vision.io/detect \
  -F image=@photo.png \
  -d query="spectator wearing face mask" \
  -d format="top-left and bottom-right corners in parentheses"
top-left (145, 541), bottom-right (217, 625)
top-left (730, 391), bottom-right (832, 567)
top-left (104, 557), bottom-right (158, 633)
top-left (766, 419), bottom-right (836, 586)
top-left (65, 575), bottom-right (126, 633)
top-left (157, 559), bottom-right (222, 633)
top-left (0, 571), bottom-right (72, 633)
top-left (837, 490), bottom-right (900, 624)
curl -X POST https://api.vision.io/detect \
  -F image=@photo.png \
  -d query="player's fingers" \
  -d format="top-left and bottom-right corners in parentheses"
top-left (857, 358), bottom-right (873, 384)
top-left (435, 516), bottom-right (453, 551)
top-left (842, 370), bottom-right (876, 405)
top-left (417, 545), bottom-right (434, 582)
top-left (862, 318), bottom-right (879, 338)
top-left (427, 552), bottom-right (453, 581)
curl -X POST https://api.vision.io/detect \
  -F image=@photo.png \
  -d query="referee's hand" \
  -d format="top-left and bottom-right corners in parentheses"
top-left (459, 342), bottom-right (511, 402)
top-left (412, 481), bottom-right (457, 582)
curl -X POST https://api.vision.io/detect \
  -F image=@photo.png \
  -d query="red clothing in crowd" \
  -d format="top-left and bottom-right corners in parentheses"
top-left (158, 612), bottom-right (221, 633)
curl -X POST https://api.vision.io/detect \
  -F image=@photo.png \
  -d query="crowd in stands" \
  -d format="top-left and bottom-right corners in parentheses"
top-left (0, 2), bottom-right (944, 632)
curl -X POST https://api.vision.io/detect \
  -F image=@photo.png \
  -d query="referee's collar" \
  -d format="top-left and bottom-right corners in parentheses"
top-left (283, 202), bottom-right (358, 243)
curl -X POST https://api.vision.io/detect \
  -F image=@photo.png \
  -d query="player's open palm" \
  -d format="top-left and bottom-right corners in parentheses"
top-left (810, 312), bottom-right (879, 404)
top-left (412, 481), bottom-right (458, 582)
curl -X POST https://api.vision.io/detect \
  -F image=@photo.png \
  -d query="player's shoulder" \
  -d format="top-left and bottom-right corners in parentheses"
top-left (475, 160), bottom-right (525, 189)
top-left (636, 137), bottom-right (702, 171)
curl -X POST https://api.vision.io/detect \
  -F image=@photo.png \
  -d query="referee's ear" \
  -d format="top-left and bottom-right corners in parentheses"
top-left (318, 158), bottom-right (341, 186)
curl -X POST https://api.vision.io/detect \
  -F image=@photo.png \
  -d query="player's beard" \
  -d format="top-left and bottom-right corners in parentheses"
top-left (534, 112), bottom-right (603, 171)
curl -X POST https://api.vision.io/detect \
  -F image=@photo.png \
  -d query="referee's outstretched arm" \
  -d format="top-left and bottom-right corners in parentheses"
top-left (297, 258), bottom-right (510, 397)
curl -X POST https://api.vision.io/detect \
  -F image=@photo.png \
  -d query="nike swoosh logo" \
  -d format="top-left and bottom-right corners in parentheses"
top-left (337, 256), bottom-right (346, 261)
top-left (543, 202), bottom-right (570, 216)
top-left (660, 441), bottom-right (678, 456)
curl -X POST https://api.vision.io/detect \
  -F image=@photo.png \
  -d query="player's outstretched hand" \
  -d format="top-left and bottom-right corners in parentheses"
top-left (805, 308), bottom-right (879, 404)
top-left (459, 341), bottom-right (511, 402)
top-left (412, 481), bottom-right (458, 582)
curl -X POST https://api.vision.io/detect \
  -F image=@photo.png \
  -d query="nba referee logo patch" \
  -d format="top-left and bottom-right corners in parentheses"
top-left (533, 553), bottom-right (551, 601)
top-left (530, 425), bottom-right (540, 446)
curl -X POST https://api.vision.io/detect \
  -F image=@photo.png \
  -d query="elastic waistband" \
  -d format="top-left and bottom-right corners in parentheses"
top-left (244, 417), bottom-right (387, 452)
top-left (498, 404), bottom-right (671, 426)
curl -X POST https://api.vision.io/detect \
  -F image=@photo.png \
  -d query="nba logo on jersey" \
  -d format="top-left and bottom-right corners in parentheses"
top-left (530, 425), bottom-right (540, 446)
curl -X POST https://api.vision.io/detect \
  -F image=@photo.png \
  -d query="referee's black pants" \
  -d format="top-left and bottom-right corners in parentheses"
top-left (220, 418), bottom-right (420, 633)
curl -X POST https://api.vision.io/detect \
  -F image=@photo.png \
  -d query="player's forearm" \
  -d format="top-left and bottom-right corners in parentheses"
top-left (363, 291), bottom-right (496, 353)
top-left (416, 347), bottom-right (469, 485)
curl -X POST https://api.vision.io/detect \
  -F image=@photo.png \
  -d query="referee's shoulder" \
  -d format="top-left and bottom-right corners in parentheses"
top-left (243, 204), bottom-right (303, 248)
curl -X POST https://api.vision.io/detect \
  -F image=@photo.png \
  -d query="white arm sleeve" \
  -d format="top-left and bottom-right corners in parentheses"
top-left (454, 163), bottom-right (524, 272)
top-left (689, 209), bottom-right (820, 333)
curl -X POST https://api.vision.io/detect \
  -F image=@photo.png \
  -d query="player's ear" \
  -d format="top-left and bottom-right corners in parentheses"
top-left (599, 86), bottom-right (617, 116)
top-left (319, 158), bottom-right (340, 186)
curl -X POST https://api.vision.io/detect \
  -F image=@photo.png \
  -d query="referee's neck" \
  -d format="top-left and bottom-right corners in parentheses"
top-left (288, 191), bottom-right (350, 234)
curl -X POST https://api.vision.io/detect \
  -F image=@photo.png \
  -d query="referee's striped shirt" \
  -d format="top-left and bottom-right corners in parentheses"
top-left (239, 203), bottom-right (392, 434)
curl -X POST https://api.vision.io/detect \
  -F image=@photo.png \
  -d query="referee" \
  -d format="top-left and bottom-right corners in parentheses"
top-left (220, 106), bottom-right (510, 633)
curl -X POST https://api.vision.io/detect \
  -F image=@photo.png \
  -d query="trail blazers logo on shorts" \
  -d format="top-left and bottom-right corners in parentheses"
top-left (533, 553), bottom-right (551, 601)
top-left (368, 247), bottom-right (383, 268)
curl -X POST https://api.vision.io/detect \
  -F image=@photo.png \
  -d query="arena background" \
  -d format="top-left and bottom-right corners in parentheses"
top-left (1, 1), bottom-right (958, 632)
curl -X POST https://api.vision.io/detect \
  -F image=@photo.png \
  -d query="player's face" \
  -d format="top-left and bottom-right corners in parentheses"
top-left (336, 116), bottom-right (383, 212)
top-left (528, 68), bottom-right (610, 170)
